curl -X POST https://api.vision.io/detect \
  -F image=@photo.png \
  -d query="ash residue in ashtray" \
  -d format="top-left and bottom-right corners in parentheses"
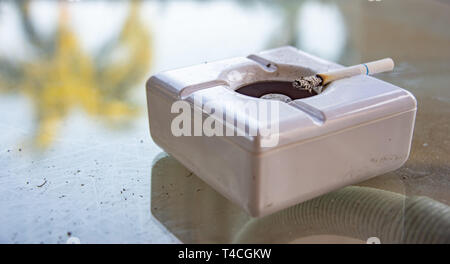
top-left (260, 93), bottom-right (292, 103)
top-left (235, 81), bottom-right (317, 101)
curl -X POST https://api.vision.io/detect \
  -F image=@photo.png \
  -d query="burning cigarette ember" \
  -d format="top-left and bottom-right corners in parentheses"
top-left (293, 58), bottom-right (395, 94)
top-left (293, 75), bottom-right (323, 94)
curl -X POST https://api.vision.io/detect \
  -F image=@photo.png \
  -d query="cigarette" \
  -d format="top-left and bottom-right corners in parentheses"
top-left (293, 58), bottom-right (395, 94)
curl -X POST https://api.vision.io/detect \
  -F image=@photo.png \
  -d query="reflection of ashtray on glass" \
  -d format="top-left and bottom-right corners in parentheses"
top-left (233, 186), bottom-right (450, 244)
top-left (151, 153), bottom-right (250, 243)
top-left (151, 153), bottom-right (450, 244)
top-left (146, 46), bottom-right (417, 217)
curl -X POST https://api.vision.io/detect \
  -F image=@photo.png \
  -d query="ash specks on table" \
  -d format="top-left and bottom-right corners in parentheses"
top-left (37, 179), bottom-right (47, 188)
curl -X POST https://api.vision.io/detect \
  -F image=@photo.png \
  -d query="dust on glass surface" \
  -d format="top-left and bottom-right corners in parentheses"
top-left (0, 0), bottom-right (449, 243)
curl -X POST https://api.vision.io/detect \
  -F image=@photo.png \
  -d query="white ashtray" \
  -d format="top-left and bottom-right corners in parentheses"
top-left (146, 46), bottom-right (416, 217)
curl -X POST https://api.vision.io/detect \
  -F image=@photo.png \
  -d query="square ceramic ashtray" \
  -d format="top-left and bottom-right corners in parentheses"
top-left (146, 46), bottom-right (416, 217)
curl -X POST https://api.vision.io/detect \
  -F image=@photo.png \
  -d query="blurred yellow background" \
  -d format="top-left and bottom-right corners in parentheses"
top-left (0, 1), bottom-right (151, 147)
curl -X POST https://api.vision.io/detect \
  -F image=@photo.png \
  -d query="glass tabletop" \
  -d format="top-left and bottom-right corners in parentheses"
top-left (0, 0), bottom-right (449, 243)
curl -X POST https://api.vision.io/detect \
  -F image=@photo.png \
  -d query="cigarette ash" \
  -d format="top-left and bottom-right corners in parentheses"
top-left (293, 75), bottom-right (323, 93)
